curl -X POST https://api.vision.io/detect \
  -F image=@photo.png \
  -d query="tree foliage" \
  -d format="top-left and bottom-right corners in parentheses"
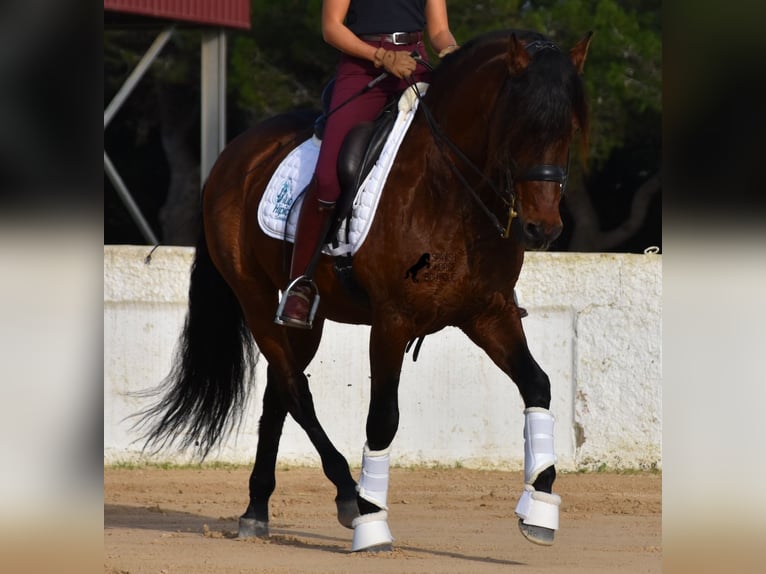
top-left (229, 0), bottom-right (334, 121)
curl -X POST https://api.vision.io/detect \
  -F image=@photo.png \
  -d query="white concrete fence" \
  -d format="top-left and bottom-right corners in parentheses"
top-left (104, 245), bottom-right (661, 470)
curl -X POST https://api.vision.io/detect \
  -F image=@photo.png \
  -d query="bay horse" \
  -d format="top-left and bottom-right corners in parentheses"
top-left (137, 29), bottom-right (592, 552)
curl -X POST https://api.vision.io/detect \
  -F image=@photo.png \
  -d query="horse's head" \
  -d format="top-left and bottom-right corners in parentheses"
top-left (492, 32), bottom-right (592, 250)
top-left (431, 31), bottom-right (592, 250)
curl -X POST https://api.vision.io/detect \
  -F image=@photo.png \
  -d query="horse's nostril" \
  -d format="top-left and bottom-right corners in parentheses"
top-left (524, 222), bottom-right (542, 241)
top-left (523, 222), bottom-right (562, 246)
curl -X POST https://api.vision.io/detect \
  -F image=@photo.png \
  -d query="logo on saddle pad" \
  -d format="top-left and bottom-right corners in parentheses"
top-left (272, 178), bottom-right (295, 220)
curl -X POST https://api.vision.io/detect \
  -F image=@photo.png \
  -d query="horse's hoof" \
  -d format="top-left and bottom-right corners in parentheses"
top-left (351, 510), bottom-right (393, 552)
top-left (238, 517), bottom-right (269, 538)
top-left (518, 519), bottom-right (555, 546)
top-left (336, 497), bottom-right (360, 529)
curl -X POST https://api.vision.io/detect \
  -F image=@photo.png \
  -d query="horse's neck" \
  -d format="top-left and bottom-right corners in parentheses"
top-left (427, 60), bottom-right (506, 170)
top-left (413, 64), bottom-right (509, 222)
top-left (374, 50), bottom-right (520, 257)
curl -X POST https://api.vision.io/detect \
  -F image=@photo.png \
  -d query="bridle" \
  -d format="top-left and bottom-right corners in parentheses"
top-left (408, 40), bottom-right (571, 239)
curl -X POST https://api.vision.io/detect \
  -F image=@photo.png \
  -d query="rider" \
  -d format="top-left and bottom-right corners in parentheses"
top-left (275, 0), bottom-right (459, 328)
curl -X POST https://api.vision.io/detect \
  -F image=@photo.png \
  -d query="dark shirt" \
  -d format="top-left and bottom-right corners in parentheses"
top-left (345, 0), bottom-right (427, 35)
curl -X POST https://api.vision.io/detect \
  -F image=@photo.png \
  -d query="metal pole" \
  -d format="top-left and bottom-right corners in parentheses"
top-left (200, 29), bottom-right (227, 189)
top-left (104, 151), bottom-right (159, 245)
top-left (104, 26), bottom-right (175, 129)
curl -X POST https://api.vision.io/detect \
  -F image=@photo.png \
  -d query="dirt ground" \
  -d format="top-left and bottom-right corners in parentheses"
top-left (104, 466), bottom-right (661, 574)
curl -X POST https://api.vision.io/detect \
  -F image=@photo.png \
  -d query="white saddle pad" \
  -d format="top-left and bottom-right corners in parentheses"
top-left (257, 82), bottom-right (429, 256)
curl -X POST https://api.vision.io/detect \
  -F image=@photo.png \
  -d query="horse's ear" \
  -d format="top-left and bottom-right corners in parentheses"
top-left (569, 31), bottom-right (594, 75)
top-left (506, 33), bottom-right (531, 76)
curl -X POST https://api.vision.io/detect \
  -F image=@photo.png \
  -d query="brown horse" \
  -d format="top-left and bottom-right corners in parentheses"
top-left (137, 29), bottom-right (592, 552)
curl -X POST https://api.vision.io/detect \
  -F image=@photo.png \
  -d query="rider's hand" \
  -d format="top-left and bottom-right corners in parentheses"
top-left (373, 48), bottom-right (417, 79)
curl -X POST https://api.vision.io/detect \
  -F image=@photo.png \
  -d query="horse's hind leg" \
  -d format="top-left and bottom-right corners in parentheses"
top-left (238, 368), bottom-right (287, 537)
top-left (461, 310), bottom-right (560, 546)
top-left (237, 305), bottom-right (358, 538)
top-left (283, 324), bottom-right (360, 528)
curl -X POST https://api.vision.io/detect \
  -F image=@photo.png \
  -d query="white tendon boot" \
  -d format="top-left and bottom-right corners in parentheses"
top-left (515, 407), bottom-right (561, 545)
top-left (351, 442), bottom-right (393, 551)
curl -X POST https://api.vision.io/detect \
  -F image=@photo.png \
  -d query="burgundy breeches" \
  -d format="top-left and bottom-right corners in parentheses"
top-left (313, 40), bottom-right (430, 203)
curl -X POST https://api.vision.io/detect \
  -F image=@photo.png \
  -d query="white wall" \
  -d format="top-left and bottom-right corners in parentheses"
top-left (104, 246), bottom-right (661, 470)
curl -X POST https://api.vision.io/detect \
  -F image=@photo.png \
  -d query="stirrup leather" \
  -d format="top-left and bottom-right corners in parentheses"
top-left (274, 276), bottom-right (321, 328)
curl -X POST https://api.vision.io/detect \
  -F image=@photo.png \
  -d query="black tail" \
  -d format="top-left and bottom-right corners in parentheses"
top-left (133, 231), bottom-right (258, 458)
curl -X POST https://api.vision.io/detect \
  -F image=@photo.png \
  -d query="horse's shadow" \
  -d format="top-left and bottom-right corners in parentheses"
top-left (104, 504), bottom-right (523, 565)
top-left (105, 503), bottom-right (240, 534)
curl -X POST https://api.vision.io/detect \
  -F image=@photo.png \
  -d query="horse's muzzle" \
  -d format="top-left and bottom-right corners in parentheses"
top-left (522, 221), bottom-right (563, 250)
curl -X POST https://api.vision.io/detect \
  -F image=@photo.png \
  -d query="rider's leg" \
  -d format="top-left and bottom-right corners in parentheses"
top-left (274, 182), bottom-right (335, 329)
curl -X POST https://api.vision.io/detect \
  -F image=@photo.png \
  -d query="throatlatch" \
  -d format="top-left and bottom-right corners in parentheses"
top-left (351, 442), bottom-right (394, 551)
top-left (515, 407), bottom-right (561, 534)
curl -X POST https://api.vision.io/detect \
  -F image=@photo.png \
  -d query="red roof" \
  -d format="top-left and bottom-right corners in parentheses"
top-left (104, 0), bottom-right (251, 30)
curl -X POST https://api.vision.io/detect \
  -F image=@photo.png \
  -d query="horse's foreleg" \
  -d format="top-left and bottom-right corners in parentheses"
top-left (461, 311), bottom-right (560, 546)
top-left (239, 369), bottom-right (286, 538)
top-left (350, 322), bottom-right (408, 552)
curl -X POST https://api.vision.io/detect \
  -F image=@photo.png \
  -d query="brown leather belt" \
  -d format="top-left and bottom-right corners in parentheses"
top-left (359, 32), bottom-right (422, 45)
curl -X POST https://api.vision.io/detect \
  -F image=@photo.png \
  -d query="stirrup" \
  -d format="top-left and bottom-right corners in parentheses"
top-left (274, 276), bottom-right (321, 329)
